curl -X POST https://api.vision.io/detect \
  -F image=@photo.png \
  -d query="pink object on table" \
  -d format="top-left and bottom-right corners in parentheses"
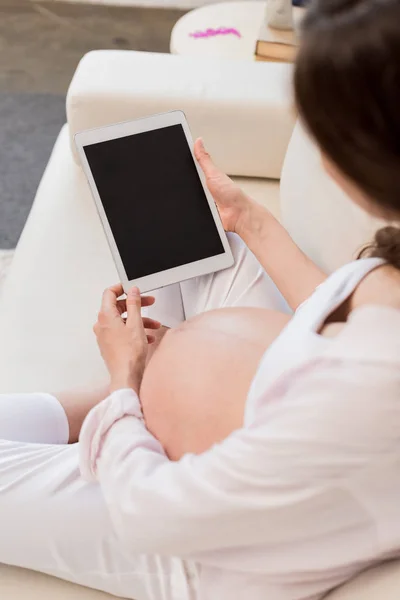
top-left (189, 27), bottom-right (242, 39)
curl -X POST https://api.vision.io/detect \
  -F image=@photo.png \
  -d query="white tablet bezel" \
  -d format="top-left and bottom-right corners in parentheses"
top-left (74, 110), bottom-right (234, 294)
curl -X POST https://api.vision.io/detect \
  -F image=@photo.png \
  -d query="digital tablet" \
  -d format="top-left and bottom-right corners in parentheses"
top-left (74, 111), bottom-right (234, 293)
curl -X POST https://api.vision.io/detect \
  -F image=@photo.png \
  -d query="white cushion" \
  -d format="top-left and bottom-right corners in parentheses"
top-left (326, 560), bottom-right (400, 600)
top-left (0, 126), bottom-right (280, 394)
top-left (280, 122), bottom-right (385, 273)
top-left (0, 565), bottom-right (113, 600)
top-left (67, 50), bottom-right (295, 180)
top-left (170, 0), bottom-right (267, 60)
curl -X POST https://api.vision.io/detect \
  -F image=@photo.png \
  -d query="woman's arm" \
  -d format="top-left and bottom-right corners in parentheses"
top-left (239, 201), bottom-right (327, 310)
top-left (79, 357), bottom-right (390, 558)
top-left (194, 139), bottom-right (327, 311)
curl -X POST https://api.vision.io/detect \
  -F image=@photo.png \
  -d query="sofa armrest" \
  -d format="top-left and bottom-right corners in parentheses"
top-left (67, 50), bottom-right (295, 179)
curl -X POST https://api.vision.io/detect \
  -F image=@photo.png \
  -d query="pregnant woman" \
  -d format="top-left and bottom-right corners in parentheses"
top-left (1, 1), bottom-right (400, 599)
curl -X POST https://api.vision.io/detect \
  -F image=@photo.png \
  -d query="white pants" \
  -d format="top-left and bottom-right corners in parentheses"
top-left (0, 235), bottom-right (288, 600)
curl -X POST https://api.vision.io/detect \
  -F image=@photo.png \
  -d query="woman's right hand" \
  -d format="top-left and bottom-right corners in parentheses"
top-left (194, 138), bottom-right (252, 235)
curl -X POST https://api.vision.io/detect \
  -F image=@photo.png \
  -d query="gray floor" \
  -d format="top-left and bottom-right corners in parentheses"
top-left (0, 0), bottom-right (185, 247)
top-left (0, 92), bottom-right (67, 248)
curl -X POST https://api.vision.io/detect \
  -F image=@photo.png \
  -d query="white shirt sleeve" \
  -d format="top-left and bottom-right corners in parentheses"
top-left (79, 359), bottom-right (397, 562)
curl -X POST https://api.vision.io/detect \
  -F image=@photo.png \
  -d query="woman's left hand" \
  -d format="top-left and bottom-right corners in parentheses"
top-left (94, 284), bottom-right (161, 394)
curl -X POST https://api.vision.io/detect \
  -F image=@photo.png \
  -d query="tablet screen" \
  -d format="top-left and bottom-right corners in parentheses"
top-left (83, 124), bottom-right (225, 281)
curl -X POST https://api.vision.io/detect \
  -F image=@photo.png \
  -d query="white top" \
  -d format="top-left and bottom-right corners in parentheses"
top-left (80, 258), bottom-right (400, 600)
top-left (246, 257), bottom-right (384, 419)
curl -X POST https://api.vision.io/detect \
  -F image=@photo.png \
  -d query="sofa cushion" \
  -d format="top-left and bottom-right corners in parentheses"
top-left (326, 560), bottom-right (400, 600)
top-left (0, 565), bottom-right (115, 600)
top-left (3, 553), bottom-right (400, 600)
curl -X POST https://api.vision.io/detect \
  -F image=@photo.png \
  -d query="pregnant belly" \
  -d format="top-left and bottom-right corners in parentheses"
top-left (140, 307), bottom-right (290, 460)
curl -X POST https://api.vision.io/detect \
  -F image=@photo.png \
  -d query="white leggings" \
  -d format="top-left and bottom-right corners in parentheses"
top-left (0, 234), bottom-right (288, 600)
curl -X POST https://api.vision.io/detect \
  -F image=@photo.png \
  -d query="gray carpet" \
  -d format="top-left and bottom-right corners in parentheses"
top-left (0, 92), bottom-right (66, 248)
top-left (0, 0), bottom-right (186, 248)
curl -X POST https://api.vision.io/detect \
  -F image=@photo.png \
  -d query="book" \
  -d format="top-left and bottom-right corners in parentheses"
top-left (255, 6), bottom-right (304, 63)
top-left (255, 54), bottom-right (293, 63)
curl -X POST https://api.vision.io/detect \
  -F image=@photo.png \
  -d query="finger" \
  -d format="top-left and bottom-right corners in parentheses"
top-left (101, 287), bottom-right (121, 317)
top-left (117, 295), bottom-right (154, 314)
top-left (142, 317), bottom-right (161, 330)
top-left (126, 287), bottom-right (145, 330)
top-left (108, 283), bottom-right (124, 297)
top-left (147, 334), bottom-right (156, 344)
top-left (117, 299), bottom-right (127, 315)
top-left (194, 138), bottom-right (220, 179)
top-left (141, 295), bottom-right (155, 307)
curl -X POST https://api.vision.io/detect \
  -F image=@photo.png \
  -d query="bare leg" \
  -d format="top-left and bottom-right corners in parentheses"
top-left (54, 325), bottom-right (170, 443)
top-left (55, 384), bottom-right (110, 443)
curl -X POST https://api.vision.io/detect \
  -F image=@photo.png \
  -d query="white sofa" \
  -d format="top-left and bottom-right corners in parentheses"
top-left (0, 49), bottom-right (399, 599)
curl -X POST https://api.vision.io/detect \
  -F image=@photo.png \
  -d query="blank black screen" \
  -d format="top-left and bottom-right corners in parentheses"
top-left (84, 124), bottom-right (224, 281)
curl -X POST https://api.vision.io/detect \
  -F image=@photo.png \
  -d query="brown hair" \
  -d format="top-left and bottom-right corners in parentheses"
top-left (294, 0), bottom-right (400, 267)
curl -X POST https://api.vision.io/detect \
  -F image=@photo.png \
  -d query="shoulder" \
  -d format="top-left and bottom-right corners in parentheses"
top-left (325, 304), bottom-right (400, 364)
top-left (256, 304), bottom-right (400, 426)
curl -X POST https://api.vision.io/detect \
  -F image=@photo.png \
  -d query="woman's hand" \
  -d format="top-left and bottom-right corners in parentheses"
top-left (94, 284), bottom-right (161, 394)
top-left (195, 140), bottom-right (327, 311)
top-left (194, 138), bottom-right (253, 235)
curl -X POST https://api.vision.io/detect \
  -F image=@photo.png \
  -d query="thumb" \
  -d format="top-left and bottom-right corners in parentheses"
top-left (126, 286), bottom-right (144, 331)
top-left (194, 138), bottom-right (220, 179)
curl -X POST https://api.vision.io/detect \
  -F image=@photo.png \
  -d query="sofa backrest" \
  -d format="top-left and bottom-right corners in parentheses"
top-left (280, 122), bottom-right (385, 273)
top-left (326, 559), bottom-right (400, 600)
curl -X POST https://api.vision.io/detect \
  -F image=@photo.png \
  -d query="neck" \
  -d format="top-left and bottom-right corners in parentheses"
top-left (350, 264), bottom-right (400, 313)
